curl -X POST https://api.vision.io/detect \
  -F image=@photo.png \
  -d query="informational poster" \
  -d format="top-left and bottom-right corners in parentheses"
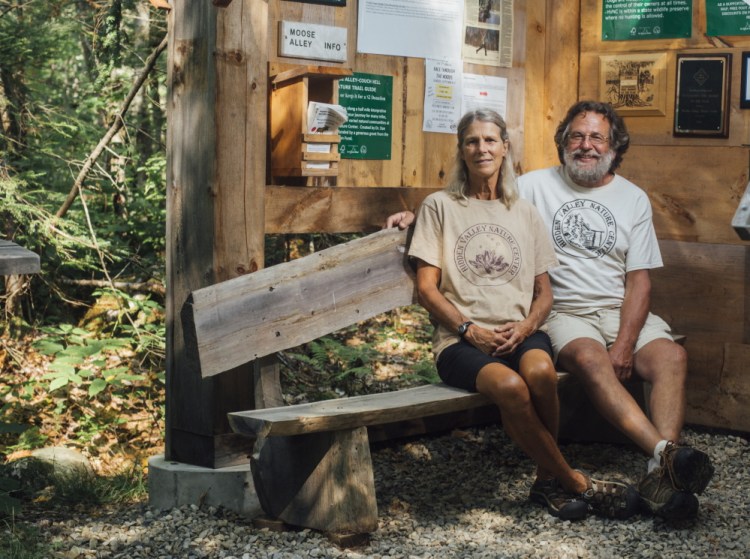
top-left (602, 0), bottom-right (692, 41)
top-left (461, 73), bottom-right (508, 119)
top-left (338, 73), bottom-right (393, 160)
top-left (423, 59), bottom-right (462, 133)
top-left (423, 61), bottom-right (509, 134)
top-left (462, 0), bottom-right (514, 67)
top-left (357, 0), bottom-right (462, 60)
top-left (706, 0), bottom-right (750, 36)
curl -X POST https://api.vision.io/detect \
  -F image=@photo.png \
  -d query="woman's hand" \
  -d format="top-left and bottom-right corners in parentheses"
top-left (384, 211), bottom-right (416, 230)
top-left (490, 321), bottom-right (534, 356)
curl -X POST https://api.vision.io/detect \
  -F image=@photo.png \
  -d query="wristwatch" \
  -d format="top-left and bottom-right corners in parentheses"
top-left (457, 321), bottom-right (474, 338)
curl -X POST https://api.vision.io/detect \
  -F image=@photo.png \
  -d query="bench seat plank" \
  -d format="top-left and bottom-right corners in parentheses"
top-left (229, 383), bottom-right (495, 439)
top-left (0, 240), bottom-right (41, 275)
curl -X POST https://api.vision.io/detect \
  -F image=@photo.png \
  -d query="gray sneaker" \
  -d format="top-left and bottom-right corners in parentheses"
top-left (638, 467), bottom-right (699, 520)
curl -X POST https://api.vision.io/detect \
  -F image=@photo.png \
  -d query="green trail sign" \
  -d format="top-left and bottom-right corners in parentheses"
top-left (602, 0), bottom-right (692, 41)
top-left (338, 73), bottom-right (393, 160)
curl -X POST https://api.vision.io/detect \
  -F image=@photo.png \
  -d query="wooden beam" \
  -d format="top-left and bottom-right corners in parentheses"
top-left (264, 185), bottom-right (439, 234)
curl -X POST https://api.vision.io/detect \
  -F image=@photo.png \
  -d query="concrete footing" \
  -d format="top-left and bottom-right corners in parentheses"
top-left (147, 455), bottom-right (261, 516)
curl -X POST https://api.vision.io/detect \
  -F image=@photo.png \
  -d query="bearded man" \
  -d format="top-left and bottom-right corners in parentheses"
top-left (517, 100), bottom-right (713, 520)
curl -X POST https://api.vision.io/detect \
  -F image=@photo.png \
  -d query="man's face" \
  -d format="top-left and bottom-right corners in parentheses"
top-left (563, 112), bottom-right (615, 187)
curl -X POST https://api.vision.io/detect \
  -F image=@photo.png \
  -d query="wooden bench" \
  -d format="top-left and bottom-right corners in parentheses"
top-left (182, 228), bottom-right (681, 537)
top-left (183, 228), bottom-right (509, 535)
top-left (0, 239), bottom-right (40, 276)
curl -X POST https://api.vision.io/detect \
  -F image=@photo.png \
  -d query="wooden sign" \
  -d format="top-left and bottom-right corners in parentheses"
top-left (279, 21), bottom-right (347, 63)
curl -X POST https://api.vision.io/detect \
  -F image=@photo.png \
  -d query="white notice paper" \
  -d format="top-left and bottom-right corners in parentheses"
top-left (461, 73), bottom-right (508, 119)
top-left (423, 59), bottom-right (462, 134)
top-left (358, 0), bottom-right (463, 60)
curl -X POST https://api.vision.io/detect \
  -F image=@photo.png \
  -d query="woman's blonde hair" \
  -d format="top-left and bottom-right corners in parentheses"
top-left (444, 109), bottom-right (518, 209)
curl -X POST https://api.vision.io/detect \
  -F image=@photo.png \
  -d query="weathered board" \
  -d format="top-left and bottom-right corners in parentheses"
top-left (651, 240), bottom-right (749, 429)
top-left (229, 383), bottom-right (493, 439)
top-left (621, 146), bottom-right (749, 246)
top-left (184, 228), bottom-right (417, 378)
top-left (0, 240), bottom-right (40, 276)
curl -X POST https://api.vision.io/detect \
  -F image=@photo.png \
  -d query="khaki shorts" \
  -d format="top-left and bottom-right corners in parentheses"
top-left (544, 308), bottom-right (674, 358)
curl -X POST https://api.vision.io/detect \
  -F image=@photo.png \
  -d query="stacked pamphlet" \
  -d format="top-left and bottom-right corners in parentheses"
top-left (307, 102), bottom-right (348, 133)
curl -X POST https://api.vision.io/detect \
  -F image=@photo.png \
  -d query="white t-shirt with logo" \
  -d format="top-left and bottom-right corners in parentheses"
top-left (408, 190), bottom-right (558, 358)
top-left (518, 166), bottom-right (662, 313)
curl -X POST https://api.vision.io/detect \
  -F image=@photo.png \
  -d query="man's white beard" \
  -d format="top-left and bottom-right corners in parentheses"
top-left (564, 148), bottom-right (615, 185)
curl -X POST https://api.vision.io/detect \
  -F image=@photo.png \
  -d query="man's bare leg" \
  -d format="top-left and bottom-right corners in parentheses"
top-left (557, 337), bottom-right (662, 455)
top-left (632, 338), bottom-right (687, 443)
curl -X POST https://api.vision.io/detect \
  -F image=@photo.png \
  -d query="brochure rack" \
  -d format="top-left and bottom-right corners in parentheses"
top-left (269, 64), bottom-right (352, 185)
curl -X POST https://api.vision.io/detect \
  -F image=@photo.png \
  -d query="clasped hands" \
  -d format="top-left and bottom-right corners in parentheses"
top-left (465, 321), bottom-right (532, 357)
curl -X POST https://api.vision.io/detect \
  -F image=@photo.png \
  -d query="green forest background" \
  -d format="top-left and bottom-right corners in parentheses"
top-left (1, 0), bottom-right (170, 470)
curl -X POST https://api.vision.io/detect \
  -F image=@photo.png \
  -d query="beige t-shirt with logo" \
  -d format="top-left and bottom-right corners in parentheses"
top-left (409, 190), bottom-right (559, 359)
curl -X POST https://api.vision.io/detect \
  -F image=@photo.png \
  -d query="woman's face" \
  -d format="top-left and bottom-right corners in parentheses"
top-left (460, 120), bottom-right (508, 187)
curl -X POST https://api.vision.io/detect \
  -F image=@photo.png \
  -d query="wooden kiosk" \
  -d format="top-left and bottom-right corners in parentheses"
top-left (161, 0), bottom-right (750, 531)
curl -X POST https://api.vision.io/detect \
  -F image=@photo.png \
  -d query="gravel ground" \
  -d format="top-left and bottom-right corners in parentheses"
top-left (25, 427), bottom-right (750, 559)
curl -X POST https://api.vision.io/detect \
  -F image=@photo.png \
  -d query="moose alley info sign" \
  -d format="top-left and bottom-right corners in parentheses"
top-left (338, 73), bottom-right (392, 160)
top-left (602, 0), bottom-right (692, 41)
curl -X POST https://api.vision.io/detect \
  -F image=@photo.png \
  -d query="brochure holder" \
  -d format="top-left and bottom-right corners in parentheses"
top-left (269, 64), bottom-right (353, 185)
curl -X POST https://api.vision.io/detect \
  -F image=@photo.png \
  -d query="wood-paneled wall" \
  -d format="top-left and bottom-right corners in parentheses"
top-left (578, 0), bottom-right (750, 431)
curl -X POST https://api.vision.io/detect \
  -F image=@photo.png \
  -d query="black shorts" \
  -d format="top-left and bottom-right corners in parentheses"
top-left (436, 331), bottom-right (553, 392)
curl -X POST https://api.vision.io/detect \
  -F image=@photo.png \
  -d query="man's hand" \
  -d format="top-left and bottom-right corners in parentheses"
top-left (384, 211), bottom-right (416, 230)
top-left (608, 341), bottom-right (635, 381)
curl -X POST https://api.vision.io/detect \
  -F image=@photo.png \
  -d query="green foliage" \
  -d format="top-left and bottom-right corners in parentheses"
top-left (291, 335), bottom-right (381, 396)
top-left (0, 477), bottom-right (22, 517)
top-left (265, 233), bottom-right (362, 266)
top-left (280, 306), bottom-right (438, 403)
top-left (0, 520), bottom-right (48, 559)
top-left (1, 1), bottom-right (168, 321)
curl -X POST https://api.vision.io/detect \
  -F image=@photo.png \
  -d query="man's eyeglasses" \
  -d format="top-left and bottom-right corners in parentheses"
top-left (566, 132), bottom-right (609, 146)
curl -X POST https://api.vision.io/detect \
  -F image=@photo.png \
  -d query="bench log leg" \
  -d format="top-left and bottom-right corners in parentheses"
top-left (251, 426), bottom-right (379, 535)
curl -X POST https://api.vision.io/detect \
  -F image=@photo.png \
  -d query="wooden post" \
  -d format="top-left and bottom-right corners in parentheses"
top-left (165, 0), bottom-right (269, 468)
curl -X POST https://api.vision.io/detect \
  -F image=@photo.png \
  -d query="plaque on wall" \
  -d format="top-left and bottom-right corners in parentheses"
top-left (674, 54), bottom-right (731, 138)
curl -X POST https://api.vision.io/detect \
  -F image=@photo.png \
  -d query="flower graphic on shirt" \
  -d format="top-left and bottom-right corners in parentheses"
top-left (454, 223), bottom-right (521, 286)
top-left (468, 249), bottom-right (510, 275)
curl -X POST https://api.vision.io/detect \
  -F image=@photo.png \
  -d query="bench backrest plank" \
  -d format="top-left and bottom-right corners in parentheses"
top-left (184, 228), bottom-right (417, 378)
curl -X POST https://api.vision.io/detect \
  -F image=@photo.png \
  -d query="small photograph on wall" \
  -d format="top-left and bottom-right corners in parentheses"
top-left (599, 53), bottom-right (667, 116)
top-left (462, 0), bottom-right (513, 68)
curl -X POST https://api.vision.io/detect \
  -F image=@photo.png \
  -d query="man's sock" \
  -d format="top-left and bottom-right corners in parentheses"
top-left (647, 440), bottom-right (669, 473)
